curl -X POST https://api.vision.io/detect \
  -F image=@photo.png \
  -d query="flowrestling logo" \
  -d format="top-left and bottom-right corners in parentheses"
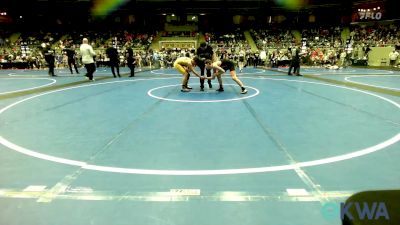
top-left (358, 11), bottom-right (382, 20)
top-left (357, 7), bottom-right (383, 20)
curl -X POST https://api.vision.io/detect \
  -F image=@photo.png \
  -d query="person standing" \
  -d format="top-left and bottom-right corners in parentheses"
top-left (253, 51), bottom-right (260, 68)
top-left (389, 50), bottom-right (399, 67)
top-left (80, 38), bottom-right (96, 81)
top-left (260, 49), bottom-right (267, 67)
top-left (126, 47), bottom-right (136, 77)
top-left (63, 44), bottom-right (79, 74)
top-left (41, 42), bottom-right (56, 76)
top-left (238, 49), bottom-right (246, 73)
top-left (196, 42), bottom-right (213, 91)
top-left (106, 44), bottom-right (120, 78)
top-left (288, 47), bottom-right (302, 76)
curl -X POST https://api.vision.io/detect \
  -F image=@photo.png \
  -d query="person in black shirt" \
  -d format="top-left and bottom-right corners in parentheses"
top-left (41, 42), bottom-right (56, 76)
top-left (205, 59), bottom-right (247, 94)
top-left (363, 45), bottom-right (371, 61)
top-left (126, 47), bottom-right (136, 77)
top-left (106, 44), bottom-right (120, 78)
top-left (196, 42), bottom-right (213, 91)
top-left (288, 47), bottom-right (302, 76)
top-left (63, 44), bottom-right (79, 74)
top-left (253, 51), bottom-right (260, 68)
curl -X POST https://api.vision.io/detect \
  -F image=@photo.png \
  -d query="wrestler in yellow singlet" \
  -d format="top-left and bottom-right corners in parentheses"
top-left (173, 56), bottom-right (203, 92)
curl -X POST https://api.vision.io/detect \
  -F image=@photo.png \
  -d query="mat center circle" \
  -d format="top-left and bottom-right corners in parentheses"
top-left (147, 84), bottom-right (260, 103)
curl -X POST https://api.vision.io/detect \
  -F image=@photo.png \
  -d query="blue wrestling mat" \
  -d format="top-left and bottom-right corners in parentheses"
top-left (0, 66), bottom-right (399, 225)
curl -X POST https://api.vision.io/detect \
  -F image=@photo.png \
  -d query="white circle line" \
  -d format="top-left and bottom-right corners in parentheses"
top-left (6, 69), bottom-right (131, 77)
top-left (0, 136), bottom-right (86, 167)
top-left (147, 84), bottom-right (260, 103)
top-left (8, 70), bottom-right (50, 77)
top-left (0, 133), bottom-right (399, 175)
top-left (150, 70), bottom-right (182, 75)
top-left (344, 75), bottom-right (400, 91)
top-left (304, 69), bottom-right (357, 73)
top-left (150, 69), bottom-right (265, 76)
top-left (318, 72), bottom-right (395, 75)
top-left (0, 77), bottom-right (399, 175)
top-left (275, 68), bottom-right (395, 76)
top-left (235, 70), bottom-right (265, 75)
top-left (0, 78), bottom-right (56, 95)
top-left (0, 77), bottom-right (180, 115)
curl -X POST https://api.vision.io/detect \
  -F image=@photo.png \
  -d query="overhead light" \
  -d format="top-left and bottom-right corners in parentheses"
top-left (200, 13), bottom-right (206, 16)
top-left (162, 13), bottom-right (166, 16)
top-left (172, 14), bottom-right (175, 17)
top-left (192, 16), bottom-right (196, 20)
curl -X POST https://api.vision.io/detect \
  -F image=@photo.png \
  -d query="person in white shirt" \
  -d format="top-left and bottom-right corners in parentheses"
top-left (259, 49), bottom-right (267, 67)
top-left (80, 38), bottom-right (96, 81)
top-left (238, 49), bottom-right (246, 73)
top-left (389, 50), bottom-right (399, 67)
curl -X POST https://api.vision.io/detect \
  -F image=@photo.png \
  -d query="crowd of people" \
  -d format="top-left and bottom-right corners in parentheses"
top-left (250, 24), bottom-right (400, 68)
top-left (0, 30), bottom-right (155, 70)
top-left (1, 24), bottom-right (399, 74)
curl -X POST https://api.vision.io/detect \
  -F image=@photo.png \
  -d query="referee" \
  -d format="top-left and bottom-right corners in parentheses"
top-left (196, 42), bottom-right (213, 91)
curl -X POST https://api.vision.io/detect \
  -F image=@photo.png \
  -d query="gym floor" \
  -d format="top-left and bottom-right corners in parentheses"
top-left (0, 66), bottom-right (399, 225)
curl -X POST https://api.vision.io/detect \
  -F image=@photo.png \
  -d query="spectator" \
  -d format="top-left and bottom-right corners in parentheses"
top-left (41, 42), bottom-right (56, 76)
top-left (63, 43), bottom-right (80, 74)
top-left (80, 38), bottom-right (96, 81)
top-left (389, 50), bottom-right (399, 67)
top-left (105, 43), bottom-right (121, 78)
